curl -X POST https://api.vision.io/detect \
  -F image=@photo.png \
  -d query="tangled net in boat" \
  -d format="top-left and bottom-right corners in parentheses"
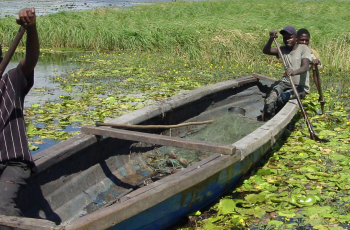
top-left (142, 112), bottom-right (264, 174)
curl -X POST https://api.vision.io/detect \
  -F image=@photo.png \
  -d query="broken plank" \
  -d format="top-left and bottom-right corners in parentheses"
top-left (81, 125), bottom-right (236, 155)
top-left (0, 215), bottom-right (61, 230)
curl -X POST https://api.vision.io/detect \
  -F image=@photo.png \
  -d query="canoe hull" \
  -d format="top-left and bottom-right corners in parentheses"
top-left (0, 75), bottom-right (298, 230)
top-left (69, 95), bottom-right (297, 230)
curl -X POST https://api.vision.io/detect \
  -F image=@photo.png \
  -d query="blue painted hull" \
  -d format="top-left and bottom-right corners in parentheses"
top-left (109, 131), bottom-right (276, 230)
top-left (111, 160), bottom-right (247, 230)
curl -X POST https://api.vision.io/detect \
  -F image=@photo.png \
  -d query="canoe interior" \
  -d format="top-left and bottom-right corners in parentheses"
top-left (18, 77), bottom-right (276, 228)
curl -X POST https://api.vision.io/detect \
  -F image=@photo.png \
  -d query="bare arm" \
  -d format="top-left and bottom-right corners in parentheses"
top-left (18, 8), bottom-right (40, 79)
top-left (262, 30), bottom-right (279, 56)
top-left (285, 58), bottom-right (310, 76)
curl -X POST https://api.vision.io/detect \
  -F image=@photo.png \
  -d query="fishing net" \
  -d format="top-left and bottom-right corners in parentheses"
top-left (82, 109), bottom-right (265, 215)
top-left (142, 112), bottom-right (264, 174)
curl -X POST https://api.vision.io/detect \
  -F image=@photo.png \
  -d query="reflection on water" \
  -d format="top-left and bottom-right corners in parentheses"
top-left (0, 0), bottom-right (168, 18)
top-left (31, 125), bottom-right (80, 154)
top-left (6, 51), bottom-right (81, 107)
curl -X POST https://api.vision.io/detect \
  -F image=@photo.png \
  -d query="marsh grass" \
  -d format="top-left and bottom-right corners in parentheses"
top-left (1, 0), bottom-right (350, 72)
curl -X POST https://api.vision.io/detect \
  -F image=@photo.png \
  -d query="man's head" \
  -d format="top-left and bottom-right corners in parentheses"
top-left (297, 28), bottom-right (310, 46)
top-left (280, 26), bottom-right (297, 48)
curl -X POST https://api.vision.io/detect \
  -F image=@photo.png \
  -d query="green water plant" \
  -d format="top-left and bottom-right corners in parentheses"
top-left (25, 50), bottom-right (279, 149)
top-left (189, 90), bottom-right (350, 229)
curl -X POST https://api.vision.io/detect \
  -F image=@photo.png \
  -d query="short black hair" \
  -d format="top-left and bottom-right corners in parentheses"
top-left (297, 28), bottom-right (310, 38)
top-left (0, 43), bottom-right (2, 57)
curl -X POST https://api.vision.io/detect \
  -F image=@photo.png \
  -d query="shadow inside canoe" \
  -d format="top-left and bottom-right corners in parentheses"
top-left (19, 138), bottom-right (143, 224)
top-left (19, 182), bottom-right (62, 225)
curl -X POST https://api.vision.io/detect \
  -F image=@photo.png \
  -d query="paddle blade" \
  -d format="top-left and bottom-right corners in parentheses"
top-left (321, 103), bottom-right (325, 115)
top-left (310, 133), bottom-right (329, 143)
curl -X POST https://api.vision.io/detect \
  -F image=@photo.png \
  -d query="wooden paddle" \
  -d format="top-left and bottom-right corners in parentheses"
top-left (312, 64), bottom-right (325, 115)
top-left (273, 38), bottom-right (328, 142)
top-left (0, 26), bottom-right (26, 78)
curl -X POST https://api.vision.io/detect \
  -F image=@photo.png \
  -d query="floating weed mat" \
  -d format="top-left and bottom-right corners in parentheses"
top-left (139, 113), bottom-right (263, 174)
top-left (181, 90), bottom-right (350, 230)
top-left (25, 49), bottom-right (286, 152)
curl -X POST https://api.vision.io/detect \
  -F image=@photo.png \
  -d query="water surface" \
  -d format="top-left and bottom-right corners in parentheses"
top-left (0, 0), bottom-right (171, 18)
top-left (7, 52), bottom-right (80, 107)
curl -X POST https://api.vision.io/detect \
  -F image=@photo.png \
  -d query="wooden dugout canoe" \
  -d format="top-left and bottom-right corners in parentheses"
top-left (0, 74), bottom-right (299, 230)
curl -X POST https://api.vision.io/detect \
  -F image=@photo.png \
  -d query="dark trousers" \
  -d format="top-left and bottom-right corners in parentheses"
top-left (0, 161), bottom-right (31, 230)
top-left (266, 81), bottom-right (307, 108)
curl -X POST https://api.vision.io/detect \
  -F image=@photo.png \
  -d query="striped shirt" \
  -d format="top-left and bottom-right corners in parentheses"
top-left (0, 65), bottom-right (35, 170)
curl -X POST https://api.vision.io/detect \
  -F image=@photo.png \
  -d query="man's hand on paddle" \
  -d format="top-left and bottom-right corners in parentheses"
top-left (284, 68), bottom-right (294, 76)
top-left (16, 8), bottom-right (36, 26)
top-left (269, 30), bottom-right (278, 39)
top-left (17, 7), bottom-right (39, 78)
top-left (263, 30), bottom-right (279, 55)
top-left (312, 59), bottom-right (321, 66)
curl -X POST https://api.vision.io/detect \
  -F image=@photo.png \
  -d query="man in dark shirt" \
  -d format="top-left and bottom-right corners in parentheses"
top-left (0, 8), bottom-right (39, 229)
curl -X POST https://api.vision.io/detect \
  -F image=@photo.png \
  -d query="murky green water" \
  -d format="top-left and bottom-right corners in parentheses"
top-left (8, 52), bottom-right (81, 107)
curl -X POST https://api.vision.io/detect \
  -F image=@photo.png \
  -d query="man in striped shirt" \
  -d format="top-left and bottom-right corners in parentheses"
top-left (0, 8), bottom-right (39, 228)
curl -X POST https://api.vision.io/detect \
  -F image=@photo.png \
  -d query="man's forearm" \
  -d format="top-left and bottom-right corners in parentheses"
top-left (25, 24), bottom-right (39, 69)
top-left (292, 59), bottom-right (309, 75)
top-left (263, 38), bottom-right (276, 55)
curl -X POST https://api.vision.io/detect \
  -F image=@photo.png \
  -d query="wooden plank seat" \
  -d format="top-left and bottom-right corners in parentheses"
top-left (81, 125), bottom-right (236, 155)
